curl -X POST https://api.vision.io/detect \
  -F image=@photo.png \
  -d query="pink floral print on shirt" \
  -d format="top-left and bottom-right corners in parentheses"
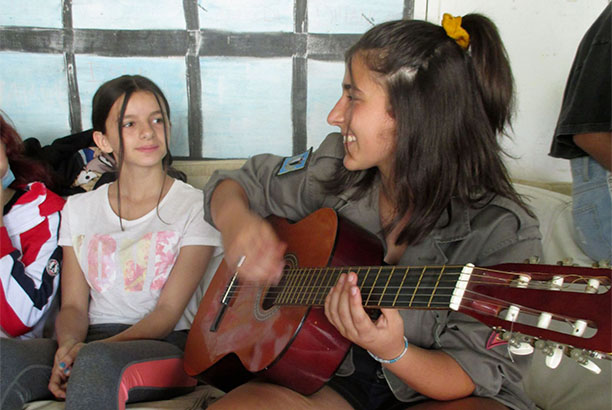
top-left (88, 234), bottom-right (117, 292)
top-left (123, 233), bottom-right (152, 292)
top-left (151, 231), bottom-right (180, 290)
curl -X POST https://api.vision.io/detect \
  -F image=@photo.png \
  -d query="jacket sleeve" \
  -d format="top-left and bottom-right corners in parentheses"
top-left (202, 133), bottom-right (346, 225)
top-left (0, 183), bottom-right (65, 337)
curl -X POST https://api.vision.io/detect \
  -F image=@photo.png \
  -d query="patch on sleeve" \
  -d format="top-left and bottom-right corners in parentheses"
top-left (486, 331), bottom-right (507, 350)
top-left (277, 148), bottom-right (312, 176)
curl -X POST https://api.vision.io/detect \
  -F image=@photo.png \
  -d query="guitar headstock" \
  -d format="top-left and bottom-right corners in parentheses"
top-left (456, 262), bottom-right (611, 373)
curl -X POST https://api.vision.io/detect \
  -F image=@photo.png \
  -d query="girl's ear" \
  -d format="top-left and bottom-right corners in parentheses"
top-left (93, 131), bottom-right (113, 154)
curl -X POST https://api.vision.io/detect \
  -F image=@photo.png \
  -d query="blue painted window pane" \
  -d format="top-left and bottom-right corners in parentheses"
top-left (201, 57), bottom-right (292, 158)
top-left (0, 0), bottom-right (62, 28)
top-left (198, 0), bottom-right (293, 32)
top-left (307, 60), bottom-right (345, 150)
top-left (72, 0), bottom-right (186, 29)
top-left (0, 52), bottom-right (70, 145)
top-left (308, 0), bottom-right (404, 33)
top-left (75, 56), bottom-right (189, 156)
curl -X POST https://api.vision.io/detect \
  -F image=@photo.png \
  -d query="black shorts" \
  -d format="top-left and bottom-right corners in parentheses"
top-left (327, 347), bottom-right (406, 410)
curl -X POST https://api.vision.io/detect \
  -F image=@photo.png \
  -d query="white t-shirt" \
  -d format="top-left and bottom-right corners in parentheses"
top-left (59, 179), bottom-right (222, 330)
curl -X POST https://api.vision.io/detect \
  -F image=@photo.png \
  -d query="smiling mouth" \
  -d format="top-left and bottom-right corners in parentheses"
top-left (343, 135), bottom-right (356, 144)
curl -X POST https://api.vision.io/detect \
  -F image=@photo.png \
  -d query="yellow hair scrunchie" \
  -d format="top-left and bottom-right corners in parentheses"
top-left (442, 13), bottom-right (470, 49)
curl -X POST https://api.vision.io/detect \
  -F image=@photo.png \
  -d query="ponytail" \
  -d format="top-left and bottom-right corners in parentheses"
top-left (462, 14), bottom-right (515, 135)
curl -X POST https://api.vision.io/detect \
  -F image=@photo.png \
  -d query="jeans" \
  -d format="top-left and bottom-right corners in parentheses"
top-left (570, 156), bottom-right (612, 263)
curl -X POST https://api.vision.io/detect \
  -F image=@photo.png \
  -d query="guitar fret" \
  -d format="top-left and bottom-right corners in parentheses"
top-left (318, 267), bottom-right (335, 305)
top-left (378, 266), bottom-right (396, 306)
top-left (276, 268), bottom-right (292, 305)
top-left (305, 267), bottom-right (321, 306)
top-left (359, 267), bottom-right (372, 293)
top-left (313, 267), bottom-right (328, 306)
top-left (428, 266), bottom-right (446, 308)
top-left (300, 267), bottom-right (316, 305)
top-left (365, 266), bottom-right (382, 305)
top-left (409, 266), bottom-right (427, 307)
top-left (393, 266), bottom-right (411, 307)
top-left (280, 268), bottom-right (293, 305)
top-left (289, 267), bottom-right (307, 305)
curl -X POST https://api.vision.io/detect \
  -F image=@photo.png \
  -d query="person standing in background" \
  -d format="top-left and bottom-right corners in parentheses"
top-left (549, 4), bottom-right (611, 264)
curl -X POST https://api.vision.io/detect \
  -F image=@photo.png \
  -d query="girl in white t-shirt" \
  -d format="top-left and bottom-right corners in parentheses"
top-left (0, 75), bottom-right (222, 410)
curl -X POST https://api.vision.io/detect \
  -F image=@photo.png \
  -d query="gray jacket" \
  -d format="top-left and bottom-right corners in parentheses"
top-left (203, 133), bottom-right (542, 410)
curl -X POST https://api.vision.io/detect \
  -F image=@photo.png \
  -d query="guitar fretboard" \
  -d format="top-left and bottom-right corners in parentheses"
top-left (270, 265), bottom-right (466, 309)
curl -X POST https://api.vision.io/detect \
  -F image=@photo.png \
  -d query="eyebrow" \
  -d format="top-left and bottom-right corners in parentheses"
top-left (121, 110), bottom-right (163, 119)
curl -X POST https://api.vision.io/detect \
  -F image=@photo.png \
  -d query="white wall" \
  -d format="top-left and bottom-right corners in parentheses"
top-left (416, 0), bottom-right (609, 183)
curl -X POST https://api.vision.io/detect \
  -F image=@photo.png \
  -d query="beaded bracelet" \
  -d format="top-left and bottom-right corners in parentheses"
top-left (367, 336), bottom-right (409, 364)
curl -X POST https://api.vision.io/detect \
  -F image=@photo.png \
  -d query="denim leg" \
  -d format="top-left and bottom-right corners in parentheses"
top-left (0, 338), bottom-right (57, 410)
top-left (570, 156), bottom-right (612, 262)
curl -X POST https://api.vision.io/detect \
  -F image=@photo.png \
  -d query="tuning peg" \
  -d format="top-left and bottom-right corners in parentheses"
top-left (572, 320), bottom-right (588, 337)
top-left (535, 340), bottom-right (564, 369)
top-left (550, 275), bottom-right (564, 290)
top-left (545, 348), bottom-right (563, 369)
top-left (502, 332), bottom-right (534, 355)
top-left (592, 260), bottom-right (610, 268)
top-left (585, 278), bottom-right (600, 294)
top-left (556, 257), bottom-right (575, 266)
top-left (570, 349), bottom-right (602, 374)
top-left (509, 342), bottom-right (534, 356)
top-left (524, 256), bottom-right (540, 264)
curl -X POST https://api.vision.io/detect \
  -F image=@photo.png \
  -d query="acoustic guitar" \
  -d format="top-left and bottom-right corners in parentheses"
top-left (184, 208), bottom-right (611, 395)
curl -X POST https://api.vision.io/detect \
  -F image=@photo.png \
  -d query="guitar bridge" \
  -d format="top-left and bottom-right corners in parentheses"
top-left (210, 273), bottom-right (239, 332)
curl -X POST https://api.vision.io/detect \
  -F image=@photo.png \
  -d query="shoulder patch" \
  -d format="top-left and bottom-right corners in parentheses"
top-left (277, 148), bottom-right (312, 176)
top-left (46, 258), bottom-right (61, 277)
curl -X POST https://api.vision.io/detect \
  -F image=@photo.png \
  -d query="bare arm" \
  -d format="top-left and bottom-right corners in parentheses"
top-left (49, 246), bottom-right (90, 398)
top-left (55, 247), bottom-right (90, 350)
top-left (383, 344), bottom-right (475, 400)
top-left (573, 131), bottom-right (612, 171)
top-left (210, 179), bottom-right (286, 283)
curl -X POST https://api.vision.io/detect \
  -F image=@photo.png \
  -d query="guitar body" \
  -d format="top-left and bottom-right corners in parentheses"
top-left (184, 208), bottom-right (384, 394)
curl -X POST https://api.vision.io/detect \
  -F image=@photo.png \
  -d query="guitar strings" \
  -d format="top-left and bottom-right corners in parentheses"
top-left (229, 269), bottom-right (611, 293)
top-left (219, 268), bottom-right (601, 334)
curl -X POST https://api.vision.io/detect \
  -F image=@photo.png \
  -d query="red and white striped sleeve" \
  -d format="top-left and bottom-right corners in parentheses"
top-left (0, 182), bottom-right (65, 338)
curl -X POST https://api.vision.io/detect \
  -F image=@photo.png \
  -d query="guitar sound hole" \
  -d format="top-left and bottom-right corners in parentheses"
top-left (261, 265), bottom-right (291, 310)
top-left (262, 285), bottom-right (279, 310)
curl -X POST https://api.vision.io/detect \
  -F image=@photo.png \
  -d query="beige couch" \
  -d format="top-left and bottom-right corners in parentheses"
top-left (24, 160), bottom-right (611, 410)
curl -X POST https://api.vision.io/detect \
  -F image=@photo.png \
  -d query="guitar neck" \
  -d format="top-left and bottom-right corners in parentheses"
top-left (272, 264), bottom-right (466, 310)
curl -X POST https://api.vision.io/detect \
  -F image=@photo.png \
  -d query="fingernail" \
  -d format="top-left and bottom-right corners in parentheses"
top-left (59, 362), bottom-right (66, 368)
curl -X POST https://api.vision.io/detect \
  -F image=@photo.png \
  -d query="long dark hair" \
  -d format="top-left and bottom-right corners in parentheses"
top-left (91, 75), bottom-right (172, 227)
top-left (325, 15), bottom-right (529, 246)
top-left (1, 113), bottom-right (57, 190)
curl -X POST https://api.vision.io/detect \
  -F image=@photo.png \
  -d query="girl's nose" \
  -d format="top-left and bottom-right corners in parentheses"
top-left (327, 98), bottom-right (345, 127)
top-left (140, 123), bottom-right (154, 139)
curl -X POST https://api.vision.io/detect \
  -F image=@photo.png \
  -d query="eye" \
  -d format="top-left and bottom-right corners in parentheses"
top-left (122, 121), bottom-right (133, 128)
top-left (152, 117), bottom-right (165, 125)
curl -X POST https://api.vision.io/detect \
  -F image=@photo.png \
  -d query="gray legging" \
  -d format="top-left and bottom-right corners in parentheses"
top-left (0, 324), bottom-right (194, 410)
